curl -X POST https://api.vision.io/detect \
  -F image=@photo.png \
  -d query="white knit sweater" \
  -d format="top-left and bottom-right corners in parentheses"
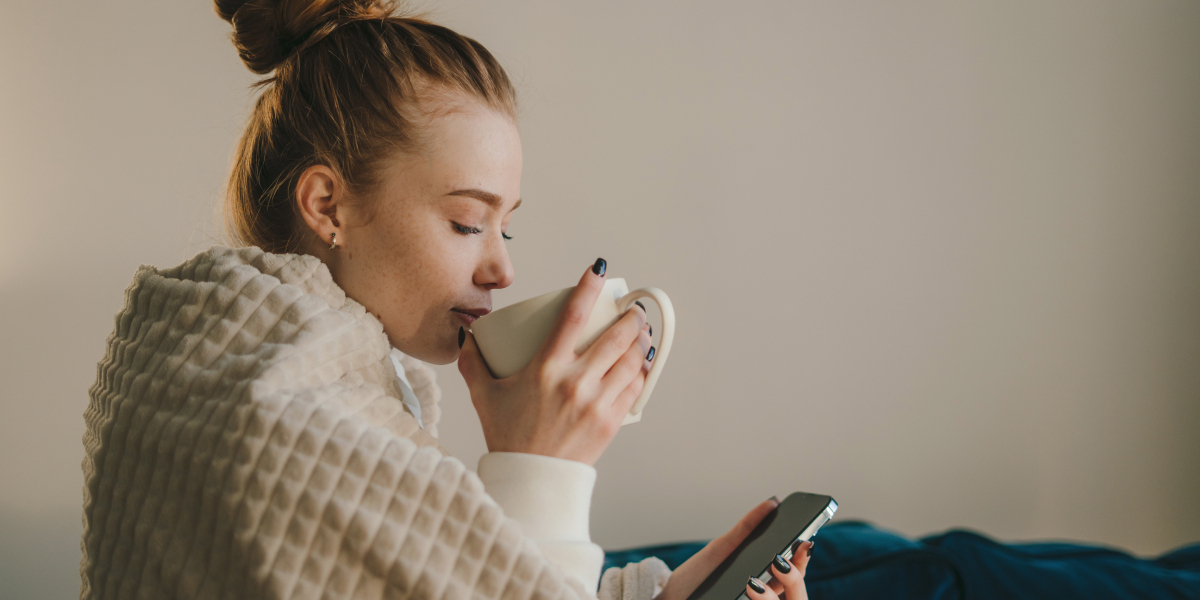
top-left (81, 245), bottom-right (670, 599)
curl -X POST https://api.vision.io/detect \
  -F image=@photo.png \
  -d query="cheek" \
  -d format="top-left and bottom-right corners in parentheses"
top-left (351, 215), bottom-right (433, 309)
top-left (396, 223), bottom-right (475, 304)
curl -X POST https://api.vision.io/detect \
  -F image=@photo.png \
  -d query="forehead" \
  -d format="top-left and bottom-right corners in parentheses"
top-left (416, 100), bottom-right (522, 186)
top-left (367, 97), bottom-right (522, 212)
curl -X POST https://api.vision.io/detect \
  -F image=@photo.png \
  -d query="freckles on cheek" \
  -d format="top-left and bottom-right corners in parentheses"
top-left (394, 231), bottom-right (449, 304)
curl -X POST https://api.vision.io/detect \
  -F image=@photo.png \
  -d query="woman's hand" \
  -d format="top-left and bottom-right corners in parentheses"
top-left (457, 259), bottom-right (653, 465)
top-left (654, 499), bottom-right (813, 600)
top-left (746, 539), bottom-right (813, 600)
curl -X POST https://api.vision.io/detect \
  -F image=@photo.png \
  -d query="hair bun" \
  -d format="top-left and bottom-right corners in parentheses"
top-left (215, 0), bottom-right (395, 74)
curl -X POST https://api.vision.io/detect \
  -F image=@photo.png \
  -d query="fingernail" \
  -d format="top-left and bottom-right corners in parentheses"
top-left (768, 495), bottom-right (778, 503)
top-left (747, 577), bottom-right (766, 594)
top-left (592, 258), bottom-right (607, 276)
top-left (648, 324), bottom-right (653, 336)
top-left (458, 326), bottom-right (465, 348)
top-left (773, 554), bottom-right (792, 574)
top-left (635, 300), bottom-right (646, 313)
top-left (646, 346), bottom-right (656, 361)
top-left (808, 540), bottom-right (815, 557)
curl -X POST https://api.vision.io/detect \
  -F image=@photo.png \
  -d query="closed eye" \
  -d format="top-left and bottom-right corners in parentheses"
top-left (454, 222), bottom-right (513, 240)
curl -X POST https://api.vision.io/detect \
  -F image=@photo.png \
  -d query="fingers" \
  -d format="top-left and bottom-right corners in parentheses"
top-left (597, 324), bottom-right (649, 401)
top-left (607, 353), bottom-right (647, 418)
top-left (762, 541), bottom-right (812, 600)
top-left (456, 328), bottom-right (494, 391)
top-left (652, 499), bottom-right (781, 600)
top-left (580, 300), bottom-right (647, 375)
top-left (746, 576), bottom-right (780, 600)
top-left (641, 322), bottom-right (653, 372)
top-left (540, 259), bottom-right (608, 360)
top-left (792, 540), bottom-right (814, 578)
top-left (601, 323), bottom-right (654, 418)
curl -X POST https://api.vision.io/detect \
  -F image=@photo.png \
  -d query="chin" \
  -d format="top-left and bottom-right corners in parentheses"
top-left (425, 347), bottom-right (460, 366)
top-left (383, 329), bottom-right (459, 365)
top-left (413, 338), bottom-right (460, 366)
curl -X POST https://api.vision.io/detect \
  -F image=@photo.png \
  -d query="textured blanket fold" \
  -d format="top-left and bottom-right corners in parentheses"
top-left (81, 245), bottom-right (667, 599)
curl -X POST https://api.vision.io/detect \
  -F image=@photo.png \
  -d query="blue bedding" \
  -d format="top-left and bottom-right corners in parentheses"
top-left (603, 521), bottom-right (1200, 598)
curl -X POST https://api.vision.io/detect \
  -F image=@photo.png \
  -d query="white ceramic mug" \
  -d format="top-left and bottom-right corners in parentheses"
top-left (470, 278), bottom-right (675, 425)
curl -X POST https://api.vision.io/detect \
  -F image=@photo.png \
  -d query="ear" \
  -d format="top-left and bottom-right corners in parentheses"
top-left (295, 164), bottom-right (344, 247)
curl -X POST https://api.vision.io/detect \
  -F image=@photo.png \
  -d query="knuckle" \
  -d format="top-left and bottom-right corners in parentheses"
top-left (581, 398), bottom-right (604, 419)
top-left (622, 338), bottom-right (642, 359)
top-left (599, 418), bottom-right (619, 439)
top-left (625, 307), bottom-right (647, 329)
top-left (628, 379), bottom-right (648, 403)
top-left (627, 355), bottom-right (646, 377)
top-left (530, 361), bottom-right (554, 388)
top-left (561, 374), bottom-right (588, 403)
top-left (603, 333), bottom-right (627, 356)
top-left (631, 375), bottom-right (645, 396)
top-left (561, 307), bottom-right (588, 329)
top-left (593, 407), bottom-right (620, 433)
top-left (630, 341), bottom-right (648, 360)
top-left (635, 331), bottom-right (651, 355)
top-left (581, 403), bottom-right (609, 430)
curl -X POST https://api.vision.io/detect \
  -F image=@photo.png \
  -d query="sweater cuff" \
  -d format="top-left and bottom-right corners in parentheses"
top-left (477, 452), bottom-right (597, 541)
top-left (478, 452), bottom-right (605, 591)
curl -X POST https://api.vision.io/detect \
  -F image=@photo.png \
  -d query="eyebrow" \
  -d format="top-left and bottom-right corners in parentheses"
top-left (447, 188), bottom-right (521, 212)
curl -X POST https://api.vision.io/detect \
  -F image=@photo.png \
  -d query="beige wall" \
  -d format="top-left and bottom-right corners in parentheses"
top-left (2, 1), bottom-right (1198, 596)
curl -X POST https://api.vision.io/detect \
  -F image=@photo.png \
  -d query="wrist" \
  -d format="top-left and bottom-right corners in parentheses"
top-left (477, 452), bottom-right (597, 540)
top-left (482, 431), bottom-right (603, 466)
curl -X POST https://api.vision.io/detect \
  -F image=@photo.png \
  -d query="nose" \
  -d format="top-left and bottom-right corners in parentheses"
top-left (475, 235), bottom-right (514, 290)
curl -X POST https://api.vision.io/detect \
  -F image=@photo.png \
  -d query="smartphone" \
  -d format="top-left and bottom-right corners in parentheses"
top-left (687, 492), bottom-right (838, 600)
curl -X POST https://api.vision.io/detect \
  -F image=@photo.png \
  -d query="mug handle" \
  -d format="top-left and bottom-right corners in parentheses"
top-left (615, 287), bottom-right (675, 425)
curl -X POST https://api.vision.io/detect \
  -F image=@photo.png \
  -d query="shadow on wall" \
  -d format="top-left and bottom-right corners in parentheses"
top-left (0, 509), bottom-right (82, 599)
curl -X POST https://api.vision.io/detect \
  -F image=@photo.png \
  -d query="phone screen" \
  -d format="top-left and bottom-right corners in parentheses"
top-left (687, 492), bottom-right (837, 600)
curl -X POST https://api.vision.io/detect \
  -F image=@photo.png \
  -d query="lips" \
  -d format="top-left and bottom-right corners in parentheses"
top-left (452, 307), bottom-right (490, 325)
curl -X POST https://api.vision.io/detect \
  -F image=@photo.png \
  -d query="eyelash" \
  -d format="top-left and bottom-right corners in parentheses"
top-left (453, 222), bottom-right (513, 240)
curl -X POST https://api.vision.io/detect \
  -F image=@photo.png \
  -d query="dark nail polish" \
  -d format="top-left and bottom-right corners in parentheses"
top-left (646, 346), bottom-right (656, 361)
top-left (592, 258), bottom-right (607, 276)
top-left (768, 495), bottom-right (778, 503)
top-left (635, 300), bottom-right (646, 313)
top-left (648, 324), bottom-right (653, 336)
top-left (747, 577), bottom-right (766, 594)
top-left (458, 326), bottom-right (465, 348)
top-left (773, 554), bottom-right (792, 574)
top-left (808, 540), bottom-right (815, 557)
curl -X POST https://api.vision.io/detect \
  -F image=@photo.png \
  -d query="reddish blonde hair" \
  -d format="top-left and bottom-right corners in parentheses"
top-left (215, 0), bottom-right (517, 253)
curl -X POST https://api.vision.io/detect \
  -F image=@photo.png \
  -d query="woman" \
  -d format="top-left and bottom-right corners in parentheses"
top-left (80, 1), bottom-right (812, 598)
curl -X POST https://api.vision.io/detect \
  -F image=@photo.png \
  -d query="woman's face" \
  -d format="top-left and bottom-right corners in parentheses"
top-left (317, 99), bottom-right (522, 365)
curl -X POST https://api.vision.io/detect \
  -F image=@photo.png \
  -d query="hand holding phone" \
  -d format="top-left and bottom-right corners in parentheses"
top-left (687, 492), bottom-right (837, 600)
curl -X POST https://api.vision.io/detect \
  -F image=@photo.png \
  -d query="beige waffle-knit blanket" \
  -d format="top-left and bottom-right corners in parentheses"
top-left (81, 245), bottom-right (669, 599)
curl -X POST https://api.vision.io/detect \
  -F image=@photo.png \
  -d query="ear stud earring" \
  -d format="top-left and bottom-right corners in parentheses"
top-left (329, 232), bottom-right (338, 250)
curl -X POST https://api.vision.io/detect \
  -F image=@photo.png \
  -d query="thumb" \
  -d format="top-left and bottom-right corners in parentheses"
top-left (456, 328), bottom-right (494, 389)
top-left (654, 498), bottom-right (779, 600)
top-left (695, 498), bottom-right (779, 565)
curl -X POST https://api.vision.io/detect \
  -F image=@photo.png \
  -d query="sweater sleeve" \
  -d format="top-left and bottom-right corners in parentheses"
top-left (79, 249), bottom-right (666, 600)
top-left (599, 558), bottom-right (673, 600)
top-left (477, 452), bottom-right (607, 592)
